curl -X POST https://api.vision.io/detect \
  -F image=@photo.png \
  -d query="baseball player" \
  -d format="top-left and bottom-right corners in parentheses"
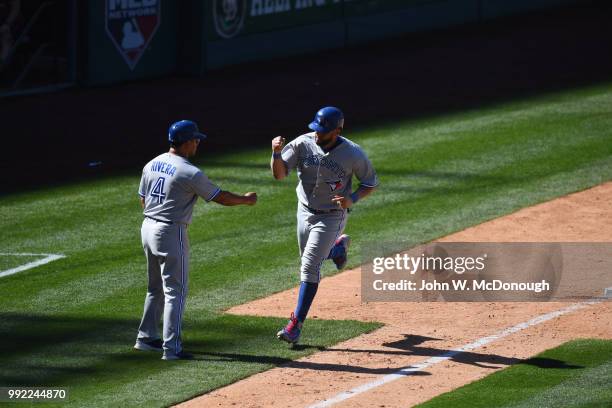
top-left (135, 120), bottom-right (257, 360)
top-left (271, 106), bottom-right (378, 344)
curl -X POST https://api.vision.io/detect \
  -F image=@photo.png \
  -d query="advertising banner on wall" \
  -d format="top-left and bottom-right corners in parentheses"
top-left (209, 0), bottom-right (344, 40)
top-left (105, 0), bottom-right (162, 70)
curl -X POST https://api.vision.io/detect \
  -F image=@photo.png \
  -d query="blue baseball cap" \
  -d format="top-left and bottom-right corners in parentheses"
top-left (308, 106), bottom-right (344, 133)
top-left (168, 120), bottom-right (207, 144)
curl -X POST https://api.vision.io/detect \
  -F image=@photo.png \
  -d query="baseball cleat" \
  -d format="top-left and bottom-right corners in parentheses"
top-left (276, 312), bottom-right (302, 344)
top-left (162, 350), bottom-right (194, 361)
top-left (332, 234), bottom-right (351, 270)
top-left (134, 338), bottom-right (163, 352)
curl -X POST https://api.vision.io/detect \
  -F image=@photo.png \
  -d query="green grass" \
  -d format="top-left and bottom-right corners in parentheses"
top-left (1, 82), bottom-right (611, 407)
top-left (1, 313), bottom-right (375, 406)
top-left (0, 254), bottom-right (42, 271)
top-left (416, 339), bottom-right (612, 408)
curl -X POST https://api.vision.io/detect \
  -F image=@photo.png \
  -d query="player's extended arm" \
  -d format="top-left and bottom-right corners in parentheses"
top-left (332, 185), bottom-right (376, 209)
top-left (212, 191), bottom-right (257, 206)
top-left (271, 136), bottom-right (287, 180)
top-left (140, 197), bottom-right (145, 208)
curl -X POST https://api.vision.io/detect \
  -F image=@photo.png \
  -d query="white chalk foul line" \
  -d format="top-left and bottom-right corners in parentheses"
top-left (0, 253), bottom-right (66, 278)
top-left (308, 300), bottom-right (601, 408)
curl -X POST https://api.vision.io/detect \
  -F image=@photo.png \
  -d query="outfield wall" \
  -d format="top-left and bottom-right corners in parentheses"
top-left (83, 0), bottom-right (179, 86)
top-left (480, 0), bottom-right (579, 19)
top-left (87, 0), bottom-right (582, 85)
top-left (202, 0), bottom-right (483, 70)
top-left (10, 0), bottom-right (583, 87)
top-left (198, 0), bottom-right (581, 71)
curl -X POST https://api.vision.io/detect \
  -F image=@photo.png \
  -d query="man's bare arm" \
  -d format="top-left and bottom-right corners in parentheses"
top-left (271, 136), bottom-right (287, 180)
top-left (212, 191), bottom-right (257, 206)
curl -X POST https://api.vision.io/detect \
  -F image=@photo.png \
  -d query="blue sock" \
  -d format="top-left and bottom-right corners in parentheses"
top-left (295, 281), bottom-right (319, 322)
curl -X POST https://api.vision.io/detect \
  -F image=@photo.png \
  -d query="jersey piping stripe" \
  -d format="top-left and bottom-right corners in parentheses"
top-left (178, 226), bottom-right (186, 353)
top-left (206, 187), bottom-right (222, 202)
top-left (177, 226), bottom-right (186, 353)
top-left (359, 182), bottom-right (379, 188)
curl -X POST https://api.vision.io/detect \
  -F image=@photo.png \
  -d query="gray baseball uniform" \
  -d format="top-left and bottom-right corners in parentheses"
top-left (137, 152), bottom-right (220, 355)
top-left (281, 132), bottom-right (378, 282)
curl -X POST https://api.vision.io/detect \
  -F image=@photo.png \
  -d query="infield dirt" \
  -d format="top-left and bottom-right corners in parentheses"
top-left (177, 182), bottom-right (612, 408)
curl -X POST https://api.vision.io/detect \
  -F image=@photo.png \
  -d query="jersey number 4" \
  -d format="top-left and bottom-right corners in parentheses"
top-left (151, 177), bottom-right (167, 204)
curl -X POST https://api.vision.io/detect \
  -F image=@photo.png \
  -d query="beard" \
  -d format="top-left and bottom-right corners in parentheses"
top-left (315, 134), bottom-right (333, 146)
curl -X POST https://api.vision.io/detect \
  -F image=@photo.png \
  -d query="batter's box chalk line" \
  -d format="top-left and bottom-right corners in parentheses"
top-left (0, 252), bottom-right (66, 278)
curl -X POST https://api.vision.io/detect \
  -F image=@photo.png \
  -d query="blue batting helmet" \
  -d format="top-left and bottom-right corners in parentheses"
top-left (308, 106), bottom-right (344, 133)
top-left (168, 120), bottom-right (207, 144)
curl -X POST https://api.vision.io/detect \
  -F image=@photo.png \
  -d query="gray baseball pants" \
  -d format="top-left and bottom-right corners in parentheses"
top-left (297, 202), bottom-right (348, 283)
top-left (137, 217), bottom-right (189, 355)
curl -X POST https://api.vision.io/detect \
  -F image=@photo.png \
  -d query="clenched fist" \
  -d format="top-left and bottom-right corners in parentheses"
top-left (272, 136), bottom-right (286, 153)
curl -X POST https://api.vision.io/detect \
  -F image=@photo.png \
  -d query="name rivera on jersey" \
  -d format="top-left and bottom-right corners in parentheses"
top-left (150, 161), bottom-right (177, 177)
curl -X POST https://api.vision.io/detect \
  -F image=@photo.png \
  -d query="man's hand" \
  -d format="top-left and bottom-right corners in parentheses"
top-left (244, 192), bottom-right (258, 205)
top-left (213, 191), bottom-right (258, 206)
top-left (272, 136), bottom-right (286, 153)
top-left (332, 195), bottom-right (353, 209)
top-left (271, 137), bottom-right (288, 180)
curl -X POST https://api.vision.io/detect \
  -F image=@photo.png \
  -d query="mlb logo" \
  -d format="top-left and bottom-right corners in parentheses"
top-left (105, 0), bottom-right (161, 70)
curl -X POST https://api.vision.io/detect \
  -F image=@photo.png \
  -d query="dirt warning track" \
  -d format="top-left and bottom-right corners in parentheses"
top-left (178, 182), bottom-right (612, 408)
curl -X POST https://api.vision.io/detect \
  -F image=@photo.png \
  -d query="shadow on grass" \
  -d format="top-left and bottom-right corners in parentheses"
top-left (0, 313), bottom-right (164, 386)
top-left (0, 316), bottom-right (582, 389)
top-left (0, 312), bottom-right (375, 387)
